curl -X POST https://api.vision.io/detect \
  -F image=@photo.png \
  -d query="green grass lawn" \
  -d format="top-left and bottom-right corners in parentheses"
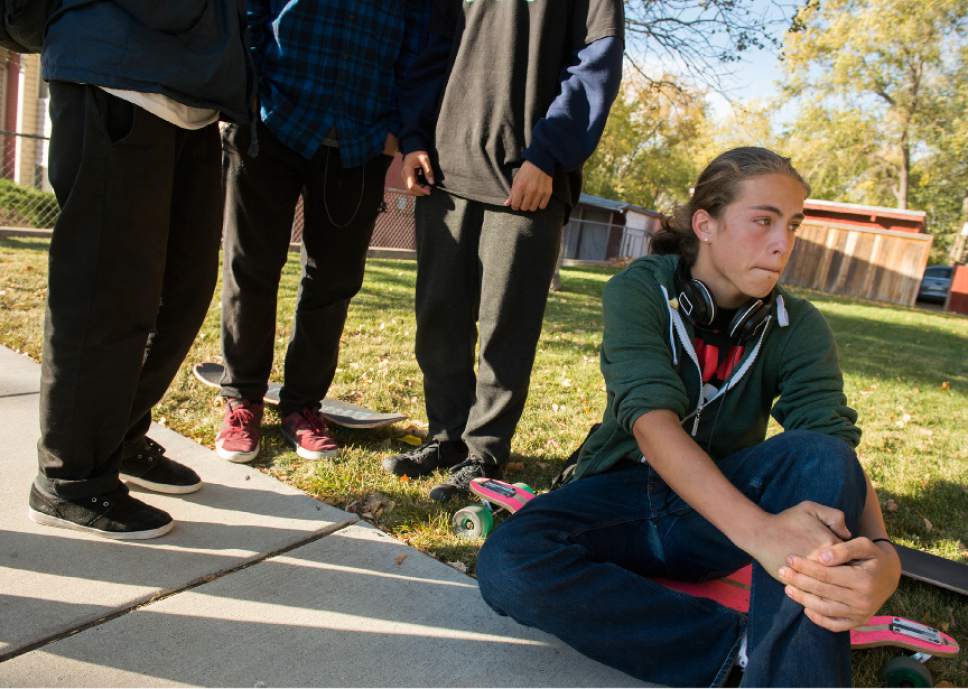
top-left (2, 235), bottom-right (966, 686)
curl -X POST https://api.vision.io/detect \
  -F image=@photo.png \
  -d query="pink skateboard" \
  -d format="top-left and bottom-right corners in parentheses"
top-left (658, 564), bottom-right (959, 686)
top-left (452, 478), bottom-right (536, 538)
top-left (457, 478), bottom-right (959, 686)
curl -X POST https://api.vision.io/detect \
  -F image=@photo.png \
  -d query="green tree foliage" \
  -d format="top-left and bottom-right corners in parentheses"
top-left (779, 0), bottom-right (968, 260)
top-left (584, 80), bottom-right (709, 213)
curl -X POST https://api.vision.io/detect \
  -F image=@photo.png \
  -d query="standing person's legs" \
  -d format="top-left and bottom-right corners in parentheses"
top-left (463, 200), bottom-right (564, 465)
top-left (382, 189), bottom-right (482, 477)
top-left (117, 122), bottom-right (222, 493)
top-left (479, 430), bottom-right (866, 687)
top-left (216, 123), bottom-right (305, 462)
top-left (275, 148), bottom-right (391, 459)
top-left (31, 83), bottom-right (179, 537)
top-left (220, 123), bottom-right (306, 401)
top-left (279, 148), bottom-right (390, 412)
top-left (414, 190), bottom-right (483, 442)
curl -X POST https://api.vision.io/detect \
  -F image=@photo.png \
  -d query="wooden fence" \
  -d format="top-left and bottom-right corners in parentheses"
top-left (781, 221), bottom-right (933, 306)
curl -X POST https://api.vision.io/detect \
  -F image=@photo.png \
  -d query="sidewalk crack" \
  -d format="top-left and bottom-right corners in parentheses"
top-left (0, 517), bottom-right (358, 664)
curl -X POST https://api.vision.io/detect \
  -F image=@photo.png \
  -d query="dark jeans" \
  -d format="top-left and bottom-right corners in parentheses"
top-left (35, 82), bottom-right (222, 500)
top-left (219, 122), bottom-right (391, 416)
top-left (414, 189), bottom-right (564, 465)
top-left (477, 431), bottom-right (868, 687)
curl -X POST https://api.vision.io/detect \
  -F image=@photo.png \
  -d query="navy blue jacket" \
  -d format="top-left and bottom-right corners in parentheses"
top-left (42, 0), bottom-right (254, 124)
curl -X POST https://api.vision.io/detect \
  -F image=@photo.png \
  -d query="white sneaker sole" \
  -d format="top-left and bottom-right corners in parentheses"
top-left (119, 473), bottom-right (203, 495)
top-left (294, 445), bottom-right (339, 461)
top-left (216, 439), bottom-right (260, 464)
top-left (28, 507), bottom-right (174, 540)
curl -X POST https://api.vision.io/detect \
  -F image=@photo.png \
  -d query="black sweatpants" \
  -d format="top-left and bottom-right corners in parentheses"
top-left (415, 189), bottom-right (564, 466)
top-left (35, 82), bottom-right (222, 500)
top-left (218, 122), bottom-right (391, 416)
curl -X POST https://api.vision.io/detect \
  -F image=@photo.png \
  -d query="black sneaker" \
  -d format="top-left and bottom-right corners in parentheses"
top-left (382, 439), bottom-right (468, 478)
top-left (28, 484), bottom-right (174, 540)
top-left (120, 437), bottom-right (202, 494)
top-left (429, 458), bottom-right (501, 503)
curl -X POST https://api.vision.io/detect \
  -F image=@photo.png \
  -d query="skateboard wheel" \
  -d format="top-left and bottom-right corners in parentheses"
top-left (453, 505), bottom-right (494, 539)
top-left (881, 656), bottom-right (932, 688)
top-left (512, 482), bottom-right (536, 496)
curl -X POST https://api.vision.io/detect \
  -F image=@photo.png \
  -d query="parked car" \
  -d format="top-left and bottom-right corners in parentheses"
top-left (917, 265), bottom-right (954, 304)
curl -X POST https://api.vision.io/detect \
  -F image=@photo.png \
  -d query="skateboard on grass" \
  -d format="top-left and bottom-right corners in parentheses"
top-left (656, 566), bottom-right (959, 687)
top-left (455, 478), bottom-right (960, 687)
top-left (896, 544), bottom-right (968, 598)
top-left (452, 477), bottom-right (536, 538)
top-left (192, 362), bottom-right (407, 430)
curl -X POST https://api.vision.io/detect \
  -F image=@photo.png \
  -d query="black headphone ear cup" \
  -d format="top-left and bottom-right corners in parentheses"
top-left (729, 295), bottom-right (774, 343)
top-left (688, 278), bottom-right (716, 326)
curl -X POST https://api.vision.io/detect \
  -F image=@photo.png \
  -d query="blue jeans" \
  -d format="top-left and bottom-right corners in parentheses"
top-left (477, 431), bottom-right (867, 687)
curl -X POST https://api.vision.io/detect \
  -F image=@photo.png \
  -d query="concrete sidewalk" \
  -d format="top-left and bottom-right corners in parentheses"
top-left (0, 346), bottom-right (642, 687)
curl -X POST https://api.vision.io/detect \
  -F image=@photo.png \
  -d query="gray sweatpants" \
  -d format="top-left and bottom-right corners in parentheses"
top-left (414, 189), bottom-right (565, 466)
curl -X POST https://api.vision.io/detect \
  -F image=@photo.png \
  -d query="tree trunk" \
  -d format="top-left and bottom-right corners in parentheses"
top-left (897, 139), bottom-right (910, 210)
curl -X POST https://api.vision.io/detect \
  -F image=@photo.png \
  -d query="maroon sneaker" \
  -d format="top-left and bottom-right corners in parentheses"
top-left (281, 407), bottom-right (339, 460)
top-left (215, 399), bottom-right (264, 463)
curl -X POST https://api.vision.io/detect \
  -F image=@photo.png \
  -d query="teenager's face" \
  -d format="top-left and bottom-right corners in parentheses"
top-left (691, 173), bottom-right (806, 308)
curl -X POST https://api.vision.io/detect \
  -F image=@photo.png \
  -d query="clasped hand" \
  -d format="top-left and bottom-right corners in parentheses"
top-left (746, 502), bottom-right (901, 632)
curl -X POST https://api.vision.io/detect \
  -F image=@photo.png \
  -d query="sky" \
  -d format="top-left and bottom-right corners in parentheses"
top-left (699, 0), bottom-right (796, 122)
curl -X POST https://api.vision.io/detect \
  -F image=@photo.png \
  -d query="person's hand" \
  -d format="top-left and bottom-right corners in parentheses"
top-left (401, 150), bottom-right (434, 196)
top-left (383, 132), bottom-right (399, 157)
top-left (742, 501), bottom-right (851, 580)
top-left (778, 538), bottom-right (901, 632)
top-left (505, 161), bottom-right (552, 212)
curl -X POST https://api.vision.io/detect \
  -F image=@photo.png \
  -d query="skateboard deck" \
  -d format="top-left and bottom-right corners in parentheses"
top-left (452, 478), bottom-right (537, 538)
top-left (896, 544), bottom-right (968, 597)
top-left (657, 565), bottom-right (959, 656)
top-left (192, 362), bottom-right (407, 430)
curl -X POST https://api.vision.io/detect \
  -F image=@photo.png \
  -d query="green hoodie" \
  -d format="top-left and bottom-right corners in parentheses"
top-left (572, 254), bottom-right (861, 480)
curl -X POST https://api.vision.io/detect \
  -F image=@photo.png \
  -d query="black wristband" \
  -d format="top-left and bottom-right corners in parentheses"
top-left (872, 537), bottom-right (893, 546)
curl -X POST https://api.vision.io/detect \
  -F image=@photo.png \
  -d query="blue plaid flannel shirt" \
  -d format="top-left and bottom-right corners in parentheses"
top-left (248, 0), bottom-right (430, 167)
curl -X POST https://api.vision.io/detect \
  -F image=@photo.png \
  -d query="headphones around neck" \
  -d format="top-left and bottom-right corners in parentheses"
top-left (673, 260), bottom-right (775, 344)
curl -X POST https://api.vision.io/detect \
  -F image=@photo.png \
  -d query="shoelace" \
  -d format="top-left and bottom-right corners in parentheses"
top-left (297, 408), bottom-right (328, 434)
top-left (227, 403), bottom-right (257, 430)
top-left (449, 460), bottom-right (484, 479)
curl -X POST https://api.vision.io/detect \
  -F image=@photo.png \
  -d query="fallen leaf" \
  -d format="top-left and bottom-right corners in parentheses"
top-left (399, 434), bottom-right (423, 446)
top-left (347, 492), bottom-right (395, 519)
top-left (941, 380), bottom-right (950, 391)
top-left (885, 499), bottom-right (898, 513)
top-left (447, 561), bottom-right (468, 573)
top-left (394, 553), bottom-right (407, 566)
top-left (923, 517), bottom-right (933, 532)
top-left (505, 462), bottom-right (525, 472)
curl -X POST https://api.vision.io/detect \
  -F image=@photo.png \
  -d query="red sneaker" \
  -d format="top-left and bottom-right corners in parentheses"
top-left (215, 399), bottom-right (264, 463)
top-left (281, 407), bottom-right (339, 460)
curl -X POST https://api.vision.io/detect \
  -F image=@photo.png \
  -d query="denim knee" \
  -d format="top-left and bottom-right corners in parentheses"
top-left (477, 509), bottom-right (556, 617)
top-left (477, 521), bottom-right (526, 614)
top-left (775, 430), bottom-right (866, 520)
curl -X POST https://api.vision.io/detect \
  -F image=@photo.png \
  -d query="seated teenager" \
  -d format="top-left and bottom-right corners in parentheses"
top-left (476, 147), bottom-right (901, 687)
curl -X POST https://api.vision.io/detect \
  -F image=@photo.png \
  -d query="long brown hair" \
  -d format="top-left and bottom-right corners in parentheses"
top-left (652, 147), bottom-right (810, 265)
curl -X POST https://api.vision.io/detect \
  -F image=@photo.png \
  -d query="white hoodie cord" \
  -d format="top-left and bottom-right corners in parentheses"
top-left (661, 283), bottom-right (782, 435)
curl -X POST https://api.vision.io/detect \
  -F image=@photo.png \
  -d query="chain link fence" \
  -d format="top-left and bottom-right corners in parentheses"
top-left (290, 185), bottom-right (416, 250)
top-left (0, 130), bottom-right (58, 230)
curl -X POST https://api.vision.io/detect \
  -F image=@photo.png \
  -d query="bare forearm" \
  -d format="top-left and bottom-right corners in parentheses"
top-left (632, 410), bottom-right (767, 551)
top-left (858, 475), bottom-right (889, 541)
